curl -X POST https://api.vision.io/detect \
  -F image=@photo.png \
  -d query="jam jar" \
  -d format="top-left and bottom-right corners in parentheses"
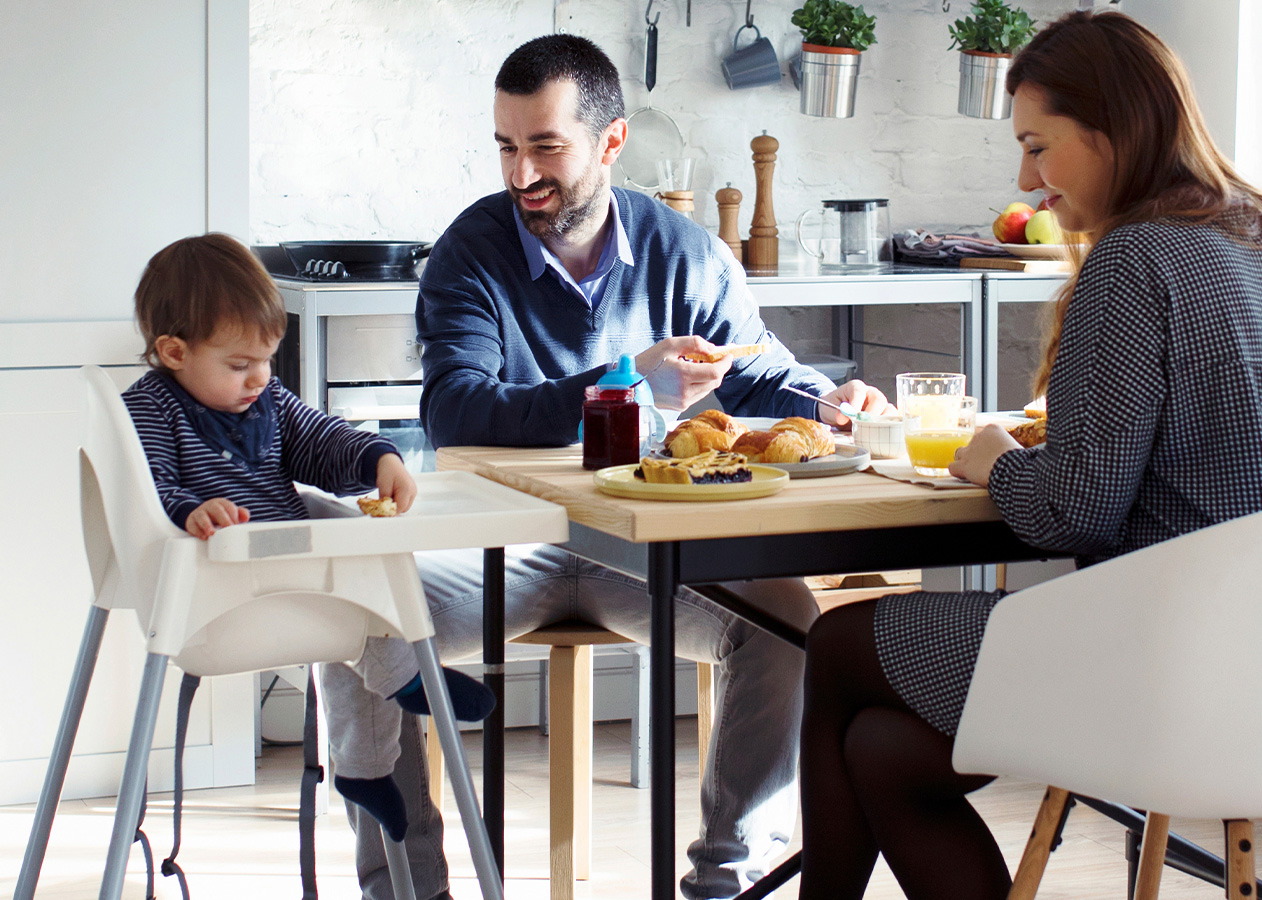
top-left (582, 385), bottom-right (640, 470)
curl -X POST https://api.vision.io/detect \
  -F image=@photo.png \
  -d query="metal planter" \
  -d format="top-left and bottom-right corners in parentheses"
top-left (958, 50), bottom-right (1013, 119)
top-left (799, 44), bottom-right (861, 118)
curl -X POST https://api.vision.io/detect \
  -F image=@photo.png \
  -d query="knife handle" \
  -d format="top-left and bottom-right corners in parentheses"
top-left (644, 23), bottom-right (658, 92)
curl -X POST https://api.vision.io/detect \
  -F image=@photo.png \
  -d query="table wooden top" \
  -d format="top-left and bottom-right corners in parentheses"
top-left (436, 445), bottom-right (1002, 545)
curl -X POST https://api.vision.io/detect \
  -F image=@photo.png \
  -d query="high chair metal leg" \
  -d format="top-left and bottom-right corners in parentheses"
top-left (416, 638), bottom-right (505, 900)
top-left (383, 827), bottom-right (419, 900)
top-left (100, 653), bottom-right (170, 900)
top-left (15, 605), bottom-right (110, 900)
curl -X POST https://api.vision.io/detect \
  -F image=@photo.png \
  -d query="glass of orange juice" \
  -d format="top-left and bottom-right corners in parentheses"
top-left (896, 373), bottom-right (973, 476)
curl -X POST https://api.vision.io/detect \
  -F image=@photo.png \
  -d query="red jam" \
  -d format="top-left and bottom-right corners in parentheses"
top-left (582, 386), bottom-right (640, 470)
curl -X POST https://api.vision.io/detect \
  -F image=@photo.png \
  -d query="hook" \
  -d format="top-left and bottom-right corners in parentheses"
top-left (646, 0), bottom-right (659, 27)
top-left (745, 0), bottom-right (755, 28)
top-left (942, 0), bottom-right (950, 10)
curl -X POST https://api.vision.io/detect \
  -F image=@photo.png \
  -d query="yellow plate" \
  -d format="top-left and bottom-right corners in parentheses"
top-left (593, 464), bottom-right (789, 502)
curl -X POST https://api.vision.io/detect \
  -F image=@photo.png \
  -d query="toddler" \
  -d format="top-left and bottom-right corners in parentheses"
top-left (122, 233), bottom-right (493, 841)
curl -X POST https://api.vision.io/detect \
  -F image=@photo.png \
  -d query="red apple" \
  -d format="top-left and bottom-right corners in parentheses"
top-left (992, 202), bottom-right (1035, 243)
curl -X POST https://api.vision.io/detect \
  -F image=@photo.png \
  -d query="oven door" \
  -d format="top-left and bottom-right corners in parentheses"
top-left (327, 384), bottom-right (433, 474)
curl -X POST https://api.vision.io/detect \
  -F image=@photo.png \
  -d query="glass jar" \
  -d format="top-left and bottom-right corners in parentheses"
top-left (582, 386), bottom-right (640, 470)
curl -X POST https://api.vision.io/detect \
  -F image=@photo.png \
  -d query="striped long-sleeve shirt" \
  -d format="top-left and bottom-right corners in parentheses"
top-left (123, 371), bottom-right (396, 530)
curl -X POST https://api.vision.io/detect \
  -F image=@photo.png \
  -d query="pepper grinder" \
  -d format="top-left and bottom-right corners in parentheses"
top-left (746, 132), bottom-right (778, 271)
top-left (715, 183), bottom-right (743, 263)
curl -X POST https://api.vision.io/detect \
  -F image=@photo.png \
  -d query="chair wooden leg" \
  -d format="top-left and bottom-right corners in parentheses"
top-left (1008, 786), bottom-right (1071, 900)
top-left (1225, 820), bottom-right (1255, 900)
top-left (697, 662), bottom-right (714, 781)
top-left (549, 644), bottom-right (592, 900)
top-left (424, 716), bottom-right (445, 810)
top-left (1134, 812), bottom-right (1171, 900)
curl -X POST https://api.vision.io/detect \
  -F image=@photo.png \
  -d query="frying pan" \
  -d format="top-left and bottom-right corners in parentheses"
top-left (618, 0), bottom-right (686, 192)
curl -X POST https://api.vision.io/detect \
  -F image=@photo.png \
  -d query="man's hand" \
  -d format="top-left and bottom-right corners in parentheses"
top-left (947, 424), bottom-right (1020, 487)
top-left (817, 380), bottom-right (895, 429)
top-left (376, 453), bottom-right (417, 513)
top-left (634, 336), bottom-right (734, 411)
top-left (185, 498), bottom-right (249, 540)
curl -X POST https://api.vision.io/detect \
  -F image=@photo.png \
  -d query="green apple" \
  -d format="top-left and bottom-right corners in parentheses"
top-left (1025, 209), bottom-right (1063, 244)
top-left (992, 202), bottom-right (1034, 243)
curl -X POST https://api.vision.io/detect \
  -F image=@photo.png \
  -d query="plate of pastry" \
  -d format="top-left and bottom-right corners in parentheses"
top-left (657, 410), bottom-right (867, 479)
top-left (594, 451), bottom-right (788, 501)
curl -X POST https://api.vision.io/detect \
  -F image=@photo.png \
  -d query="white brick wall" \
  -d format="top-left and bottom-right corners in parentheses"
top-left (249, 0), bottom-right (1071, 245)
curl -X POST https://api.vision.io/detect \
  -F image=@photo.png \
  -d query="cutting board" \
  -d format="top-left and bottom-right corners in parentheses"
top-left (960, 257), bottom-right (1071, 274)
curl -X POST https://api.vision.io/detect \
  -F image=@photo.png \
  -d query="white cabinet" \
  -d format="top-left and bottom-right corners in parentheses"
top-left (0, 0), bottom-right (252, 805)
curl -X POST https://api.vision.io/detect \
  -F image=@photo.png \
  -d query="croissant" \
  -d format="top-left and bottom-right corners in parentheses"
top-left (769, 417), bottom-right (835, 459)
top-left (732, 429), bottom-right (812, 464)
top-left (664, 411), bottom-right (749, 457)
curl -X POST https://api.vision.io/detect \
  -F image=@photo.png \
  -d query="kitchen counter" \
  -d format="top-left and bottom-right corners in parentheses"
top-left (276, 263), bottom-right (1065, 412)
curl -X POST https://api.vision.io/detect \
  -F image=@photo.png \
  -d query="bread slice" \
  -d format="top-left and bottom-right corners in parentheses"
top-left (357, 496), bottom-right (398, 517)
top-left (1024, 396), bottom-right (1047, 419)
top-left (682, 343), bottom-right (770, 364)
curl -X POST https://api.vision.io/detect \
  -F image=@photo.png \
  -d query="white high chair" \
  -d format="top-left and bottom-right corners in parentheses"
top-left (954, 509), bottom-right (1262, 899)
top-left (16, 365), bottom-right (567, 900)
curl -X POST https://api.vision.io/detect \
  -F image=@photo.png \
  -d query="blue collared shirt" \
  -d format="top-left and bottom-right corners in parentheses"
top-left (512, 191), bottom-right (635, 311)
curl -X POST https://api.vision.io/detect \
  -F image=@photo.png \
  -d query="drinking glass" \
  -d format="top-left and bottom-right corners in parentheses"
top-left (896, 373), bottom-right (968, 476)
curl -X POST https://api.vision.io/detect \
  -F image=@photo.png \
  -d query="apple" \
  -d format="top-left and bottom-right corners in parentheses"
top-left (1025, 209), bottom-right (1064, 244)
top-left (992, 202), bottom-right (1034, 244)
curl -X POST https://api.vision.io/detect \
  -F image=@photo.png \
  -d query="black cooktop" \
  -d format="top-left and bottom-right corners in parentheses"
top-left (254, 241), bottom-right (432, 283)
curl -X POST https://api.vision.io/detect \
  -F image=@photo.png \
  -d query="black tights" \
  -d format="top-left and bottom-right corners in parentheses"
top-left (798, 600), bottom-right (1011, 900)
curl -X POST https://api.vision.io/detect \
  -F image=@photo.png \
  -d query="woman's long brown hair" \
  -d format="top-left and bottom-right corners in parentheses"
top-left (1006, 10), bottom-right (1262, 396)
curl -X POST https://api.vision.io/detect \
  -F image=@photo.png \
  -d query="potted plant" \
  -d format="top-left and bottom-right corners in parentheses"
top-left (791, 0), bottom-right (877, 118)
top-left (949, 0), bottom-right (1037, 119)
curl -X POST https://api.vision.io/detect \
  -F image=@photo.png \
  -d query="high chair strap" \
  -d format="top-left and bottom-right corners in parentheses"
top-left (161, 673), bottom-right (200, 900)
top-left (300, 665), bottom-right (323, 899)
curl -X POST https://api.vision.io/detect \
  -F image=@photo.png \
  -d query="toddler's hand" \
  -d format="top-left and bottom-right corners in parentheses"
top-left (376, 454), bottom-right (417, 513)
top-left (185, 498), bottom-right (250, 540)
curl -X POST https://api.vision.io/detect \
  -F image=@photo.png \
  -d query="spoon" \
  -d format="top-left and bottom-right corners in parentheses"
top-left (779, 384), bottom-right (869, 420)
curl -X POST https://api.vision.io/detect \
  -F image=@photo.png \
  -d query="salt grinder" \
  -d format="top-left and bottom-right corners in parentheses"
top-left (716, 183), bottom-right (744, 262)
top-left (746, 132), bottom-right (779, 271)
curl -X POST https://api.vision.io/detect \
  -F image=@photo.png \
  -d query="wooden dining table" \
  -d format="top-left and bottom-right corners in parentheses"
top-left (436, 444), bottom-right (1059, 900)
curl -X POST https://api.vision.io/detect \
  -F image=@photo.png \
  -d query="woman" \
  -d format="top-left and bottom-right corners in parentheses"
top-left (799, 11), bottom-right (1262, 900)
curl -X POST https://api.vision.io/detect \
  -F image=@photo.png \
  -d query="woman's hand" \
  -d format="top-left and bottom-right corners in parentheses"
top-left (376, 453), bottom-right (417, 513)
top-left (948, 424), bottom-right (1021, 487)
top-left (818, 380), bottom-right (896, 429)
top-left (185, 498), bottom-right (249, 540)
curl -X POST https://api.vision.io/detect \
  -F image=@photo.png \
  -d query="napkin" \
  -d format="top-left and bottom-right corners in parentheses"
top-left (894, 230), bottom-right (1012, 265)
top-left (867, 457), bottom-right (980, 490)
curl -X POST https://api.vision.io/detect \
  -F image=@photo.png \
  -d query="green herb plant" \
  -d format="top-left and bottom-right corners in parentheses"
top-left (948, 0), bottom-right (1036, 55)
top-left (791, 0), bottom-right (877, 52)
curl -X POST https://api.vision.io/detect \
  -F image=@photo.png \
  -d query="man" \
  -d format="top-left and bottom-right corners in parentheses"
top-left (338, 34), bottom-right (891, 900)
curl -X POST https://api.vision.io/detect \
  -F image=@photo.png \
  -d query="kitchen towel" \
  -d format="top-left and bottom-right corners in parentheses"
top-left (894, 229), bottom-right (1011, 265)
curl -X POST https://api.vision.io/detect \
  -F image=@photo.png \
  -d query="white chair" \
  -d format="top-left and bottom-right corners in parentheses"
top-left (15, 366), bottom-right (566, 900)
top-left (954, 509), bottom-right (1262, 900)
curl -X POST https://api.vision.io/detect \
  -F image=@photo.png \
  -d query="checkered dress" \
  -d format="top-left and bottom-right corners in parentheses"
top-left (876, 215), bottom-right (1262, 736)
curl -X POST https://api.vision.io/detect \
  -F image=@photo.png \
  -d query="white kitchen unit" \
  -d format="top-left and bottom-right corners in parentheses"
top-left (0, 1), bottom-right (253, 805)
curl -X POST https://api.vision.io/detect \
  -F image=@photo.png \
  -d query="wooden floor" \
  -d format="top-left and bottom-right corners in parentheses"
top-left (0, 718), bottom-right (1252, 899)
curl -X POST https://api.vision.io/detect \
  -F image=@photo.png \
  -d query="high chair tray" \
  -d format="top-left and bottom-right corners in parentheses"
top-left (207, 470), bottom-right (569, 562)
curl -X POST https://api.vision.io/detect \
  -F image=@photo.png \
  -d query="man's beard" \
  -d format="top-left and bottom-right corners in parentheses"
top-left (512, 170), bottom-right (604, 240)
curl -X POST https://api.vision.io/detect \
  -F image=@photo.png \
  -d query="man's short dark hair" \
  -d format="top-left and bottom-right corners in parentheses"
top-left (495, 35), bottom-right (625, 140)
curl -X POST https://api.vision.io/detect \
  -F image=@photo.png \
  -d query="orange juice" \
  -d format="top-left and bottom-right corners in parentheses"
top-left (904, 430), bottom-right (972, 471)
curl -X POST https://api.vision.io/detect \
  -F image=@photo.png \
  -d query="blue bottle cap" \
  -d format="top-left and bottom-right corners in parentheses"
top-left (595, 354), bottom-right (641, 389)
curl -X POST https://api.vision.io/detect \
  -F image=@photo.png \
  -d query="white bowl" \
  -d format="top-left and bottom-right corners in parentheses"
top-left (851, 416), bottom-right (905, 459)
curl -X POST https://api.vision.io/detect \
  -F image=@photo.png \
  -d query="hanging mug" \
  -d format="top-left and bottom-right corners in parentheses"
top-left (721, 25), bottom-right (781, 90)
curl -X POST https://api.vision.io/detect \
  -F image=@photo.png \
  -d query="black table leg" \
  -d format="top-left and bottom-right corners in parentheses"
top-left (483, 547), bottom-right (506, 878)
top-left (649, 541), bottom-right (679, 900)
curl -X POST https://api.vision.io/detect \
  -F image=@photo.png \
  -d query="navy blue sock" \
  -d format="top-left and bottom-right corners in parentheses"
top-left (333, 774), bottom-right (408, 842)
top-left (389, 668), bottom-right (496, 722)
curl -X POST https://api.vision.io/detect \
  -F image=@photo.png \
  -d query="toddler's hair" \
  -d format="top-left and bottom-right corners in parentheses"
top-left (135, 233), bottom-right (286, 370)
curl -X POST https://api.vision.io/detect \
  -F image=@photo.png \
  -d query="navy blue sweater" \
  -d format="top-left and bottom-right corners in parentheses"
top-left (124, 372), bottom-right (396, 530)
top-left (417, 187), bottom-right (836, 448)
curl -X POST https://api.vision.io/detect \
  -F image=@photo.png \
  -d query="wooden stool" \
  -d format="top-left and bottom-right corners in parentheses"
top-left (426, 622), bottom-right (714, 900)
